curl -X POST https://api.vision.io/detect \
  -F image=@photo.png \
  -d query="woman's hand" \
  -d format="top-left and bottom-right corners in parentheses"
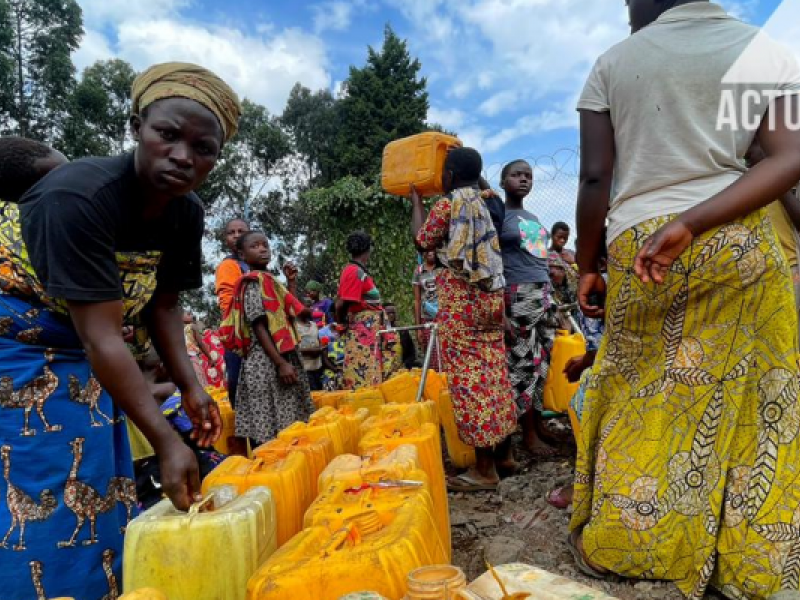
top-left (157, 436), bottom-right (202, 511)
top-left (564, 355), bottom-right (588, 384)
top-left (410, 184), bottom-right (423, 207)
top-left (634, 219), bottom-right (694, 284)
top-left (282, 262), bottom-right (298, 282)
top-left (181, 386), bottom-right (222, 447)
top-left (578, 273), bottom-right (607, 319)
top-left (278, 360), bottom-right (299, 385)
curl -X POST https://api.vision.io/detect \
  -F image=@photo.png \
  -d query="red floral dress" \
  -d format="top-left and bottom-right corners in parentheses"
top-left (416, 198), bottom-right (517, 448)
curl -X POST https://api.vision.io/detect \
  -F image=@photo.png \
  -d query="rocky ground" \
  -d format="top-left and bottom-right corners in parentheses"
top-left (446, 432), bottom-right (725, 600)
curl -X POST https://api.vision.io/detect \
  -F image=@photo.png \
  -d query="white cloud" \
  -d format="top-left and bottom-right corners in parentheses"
top-left (73, 28), bottom-right (114, 72)
top-left (75, 0), bottom-right (332, 113)
top-left (479, 90), bottom-right (518, 117)
top-left (313, 1), bottom-right (357, 33)
top-left (427, 106), bottom-right (467, 130)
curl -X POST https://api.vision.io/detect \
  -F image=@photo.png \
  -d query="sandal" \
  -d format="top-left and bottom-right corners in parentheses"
top-left (546, 486), bottom-right (573, 510)
top-left (447, 473), bottom-right (499, 492)
top-left (567, 531), bottom-right (616, 581)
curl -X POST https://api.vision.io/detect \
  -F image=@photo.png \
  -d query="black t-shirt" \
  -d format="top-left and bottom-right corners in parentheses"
top-left (18, 154), bottom-right (204, 303)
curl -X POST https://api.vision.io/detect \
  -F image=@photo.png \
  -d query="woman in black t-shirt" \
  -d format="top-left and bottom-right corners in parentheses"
top-left (0, 62), bottom-right (240, 600)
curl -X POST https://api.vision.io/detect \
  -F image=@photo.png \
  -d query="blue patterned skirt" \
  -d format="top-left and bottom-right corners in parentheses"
top-left (0, 294), bottom-right (135, 600)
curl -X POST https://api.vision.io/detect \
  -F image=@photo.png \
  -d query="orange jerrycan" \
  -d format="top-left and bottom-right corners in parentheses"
top-left (123, 487), bottom-right (277, 600)
top-left (435, 390), bottom-right (476, 469)
top-left (380, 401), bottom-right (439, 427)
top-left (422, 370), bottom-right (447, 403)
top-left (247, 487), bottom-right (448, 600)
top-left (214, 398), bottom-right (237, 456)
top-left (379, 371), bottom-right (419, 404)
top-left (305, 467), bottom-right (431, 532)
top-left (307, 406), bottom-right (368, 454)
top-left (318, 444), bottom-right (423, 490)
top-left (279, 413), bottom-right (348, 457)
top-left (381, 132), bottom-right (462, 198)
top-left (341, 387), bottom-right (385, 416)
top-left (359, 422), bottom-right (450, 558)
top-left (253, 436), bottom-right (334, 498)
top-left (201, 454), bottom-right (312, 546)
top-left (311, 390), bottom-right (348, 410)
top-left (543, 330), bottom-right (586, 413)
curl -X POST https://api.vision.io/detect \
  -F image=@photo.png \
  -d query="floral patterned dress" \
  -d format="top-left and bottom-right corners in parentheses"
top-left (416, 194), bottom-right (516, 448)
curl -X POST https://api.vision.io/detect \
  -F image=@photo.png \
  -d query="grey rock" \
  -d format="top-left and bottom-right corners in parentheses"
top-left (768, 593), bottom-right (800, 600)
top-left (484, 535), bottom-right (526, 565)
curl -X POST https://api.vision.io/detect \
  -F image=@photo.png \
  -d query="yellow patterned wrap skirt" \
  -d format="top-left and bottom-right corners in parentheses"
top-left (571, 211), bottom-right (800, 599)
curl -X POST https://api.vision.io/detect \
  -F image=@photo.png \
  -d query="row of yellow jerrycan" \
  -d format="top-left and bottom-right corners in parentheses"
top-left (313, 369), bottom-right (477, 469)
top-left (123, 402), bottom-right (452, 599)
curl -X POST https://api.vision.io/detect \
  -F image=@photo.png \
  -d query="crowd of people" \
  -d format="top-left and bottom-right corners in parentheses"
top-left (3, 1), bottom-right (800, 599)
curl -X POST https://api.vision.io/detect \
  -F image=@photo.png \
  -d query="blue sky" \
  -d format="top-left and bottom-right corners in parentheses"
top-left (73, 0), bottom-right (785, 224)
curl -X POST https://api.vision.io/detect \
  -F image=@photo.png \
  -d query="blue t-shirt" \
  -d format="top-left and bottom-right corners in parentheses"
top-left (500, 209), bottom-right (550, 285)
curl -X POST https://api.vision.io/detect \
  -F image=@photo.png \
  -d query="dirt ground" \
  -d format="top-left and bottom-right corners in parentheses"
top-left (446, 432), bottom-right (726, 600)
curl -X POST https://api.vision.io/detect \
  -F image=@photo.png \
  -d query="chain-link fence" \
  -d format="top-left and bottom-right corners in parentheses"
top-left (485, 147), bottom-right (580, 249)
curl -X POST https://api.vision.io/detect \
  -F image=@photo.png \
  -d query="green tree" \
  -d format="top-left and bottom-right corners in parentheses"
top-left (281, 83), bottom-right (339, 186)
top-left (200, 98), bottom-right (291, 216)
top-left (61, 59), bottom-right (137, 158)
top-left (334, 25), bottom-right (429, 181)
top-left (0, 0), bottom-right (83, 140)
top-left (300, 176), bottom-right (417, 321)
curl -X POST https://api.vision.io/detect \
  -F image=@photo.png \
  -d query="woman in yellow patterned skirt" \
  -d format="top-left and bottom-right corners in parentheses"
top-left (572, 1), bottom-right (800, 598)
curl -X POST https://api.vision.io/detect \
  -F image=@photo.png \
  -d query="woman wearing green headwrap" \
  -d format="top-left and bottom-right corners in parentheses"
top-left (0, 62), bottom-right (241, 599)
top-left (305, 279), bottom-right (335, 325)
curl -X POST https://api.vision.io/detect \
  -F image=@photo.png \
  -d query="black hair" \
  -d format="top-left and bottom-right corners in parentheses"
top-left (224, 217), bottom-right (249, 231)
top-left (235, 230), bottom-right (264, 253)
top-left (500, 159), bottom-right (531, 182)
top-left (346, 230), bottom-right (373, 257)
top-left (0, 137), bottom-right (59, 202)
top-left (551, 221), bottom-right (570, 235)
top-left (444, 147), bottom-right (482, 183)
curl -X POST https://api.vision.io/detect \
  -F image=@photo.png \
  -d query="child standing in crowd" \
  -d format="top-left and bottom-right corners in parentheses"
top-left (296, 308), bottom-right (326, 391)
top-left (220, 231), bottom-right (312, 445)
top-left (183, 311), bottom-right (215, 388)
top-left (215, 217), bottom-right (250, 405)
top-left (384, 302), bottom-right (418, 370)
top-left (499, 159), bottom-right (559, 460)
top-left (413, 250), bottom-right (441, 370)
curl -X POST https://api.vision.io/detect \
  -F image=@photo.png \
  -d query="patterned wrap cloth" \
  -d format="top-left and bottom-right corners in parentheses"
top-left (571, 211), bottom-right (800, 599)
top-left (218, 271), bottom-right (303, 357)
top-left (417, 190), bottom-right (516, 448)
top-left (0, 203), bottom-right (137, 600)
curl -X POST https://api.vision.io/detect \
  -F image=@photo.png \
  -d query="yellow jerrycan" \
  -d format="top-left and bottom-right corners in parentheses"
top-left (213, 398), bottom-right (237, 456)
top-left (543, 330), bottom-right (586, 414)
top-left (201, 453), bottom-right (312, 546)
top-left (359, 422), bottom-right (450, 558)
top-left (435, 390), bottom-right (476, 469)
top-left (341, 387), bottom-right (386, 417)
top-left (123, 487), bottom-right (277, 600)
top-left (247, 486), bottom-right (448, 600)
top-left (317, 444), bottom-right (422, 491)
top-left (253, 436), bottom-right (334, 498)
top-left (381, 132), bottom-right (462, 198)
top-left (311, 390), bottom-right (349, 410)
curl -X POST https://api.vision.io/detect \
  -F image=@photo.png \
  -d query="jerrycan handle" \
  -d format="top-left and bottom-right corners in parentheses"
top-left (188, 493), bottom-right (216, 517)
top-left (321, 522), bottom-right (360, 557)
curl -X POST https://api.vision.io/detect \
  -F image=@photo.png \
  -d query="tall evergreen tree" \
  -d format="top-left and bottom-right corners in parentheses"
top-left (334, 25), bottom-right (429, 181)
top-left (61, 59), bottom-right (137, 158)
top-left (0, 0), bottom-right (83, 140)
top-left (281, 83), bottom-right (339, 186)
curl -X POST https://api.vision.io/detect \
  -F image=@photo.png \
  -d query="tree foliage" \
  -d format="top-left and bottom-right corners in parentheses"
top-left (0, 0), bottom-right (83, 139)
top-left (301, 176), bottom-right (417, 321)
top-left (281, 83), bottom-right (339, 187)
top-left (61, 59), bottom-right (137, 158)
top-left (333, 25), bottom-right (429, 181)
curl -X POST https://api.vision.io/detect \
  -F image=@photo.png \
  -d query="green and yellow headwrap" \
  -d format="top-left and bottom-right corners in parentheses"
top-left (131, 62), bottom-right (242, 143)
